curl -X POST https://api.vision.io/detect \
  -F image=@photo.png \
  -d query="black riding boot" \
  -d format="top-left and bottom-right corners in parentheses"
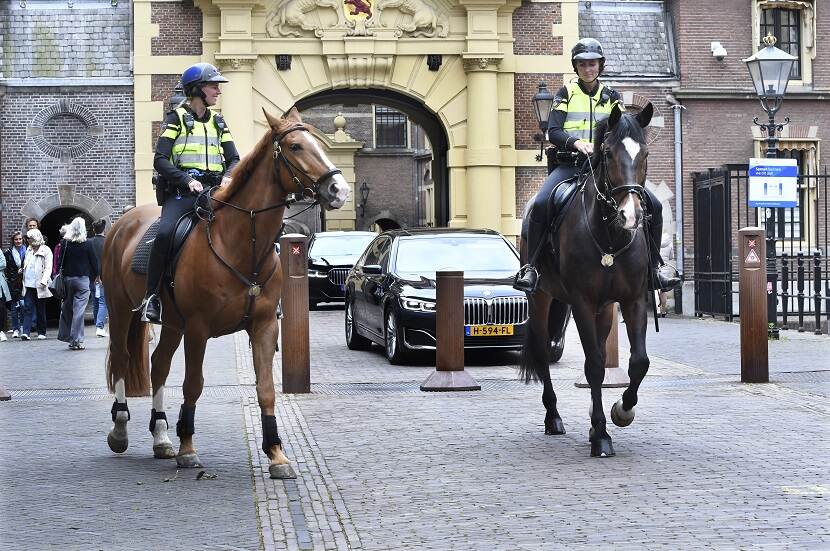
top-left (514, 219), bottom-right (548, 293)
top-left (647, 222), bottom-right (681, 292)
top-left (141, 249), bottom-right (164, 324)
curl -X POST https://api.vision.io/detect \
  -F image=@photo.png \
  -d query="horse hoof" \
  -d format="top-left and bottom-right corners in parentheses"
top-left (590, 437), bottom-right (615, 458)
top-left (153, 444), bottom-right (176, 459)
top-left (545, 417), bottom-right (566, 435)
top-left (611, 400), bottom-right (635, 427)
top-left (176, 452), bottom-right (203, 468)
top-left (107, 432), bottom-right (128, 454)
top-left (269, 463), bottom-right (297, 480)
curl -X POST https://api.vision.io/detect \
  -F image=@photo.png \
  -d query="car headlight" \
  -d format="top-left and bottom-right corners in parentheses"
top-left (401, 297), bottom-right (436, 312)
top-left (308, 269), bottom-right (328, 278)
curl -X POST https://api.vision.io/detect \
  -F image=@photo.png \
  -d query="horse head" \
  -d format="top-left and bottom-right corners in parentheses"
top-left (595, 102), bottom-right (652, 230)
top-left (263, 107), bottom-right (351, 210)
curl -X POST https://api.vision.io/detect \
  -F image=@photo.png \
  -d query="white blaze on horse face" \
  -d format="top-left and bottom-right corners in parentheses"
top-left (305, 133), bottom-right (350, 209)
top-left (622, 137), bottom-right (641, 163)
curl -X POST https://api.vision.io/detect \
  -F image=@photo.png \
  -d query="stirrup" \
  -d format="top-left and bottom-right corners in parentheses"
top-left (140, 294), bottom-right (162, 324)
top-left (653, 265), bottom-right (681, 292)
top-left (513, 264), bottom-right (539, 293)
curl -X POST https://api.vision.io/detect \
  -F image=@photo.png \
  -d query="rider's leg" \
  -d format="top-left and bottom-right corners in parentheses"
top-left (643, 189), bottom-right (680, 292)
top-left (514, 165), bottom-right (578, 293)
top-left (143, 195), bottom-right (193, 323)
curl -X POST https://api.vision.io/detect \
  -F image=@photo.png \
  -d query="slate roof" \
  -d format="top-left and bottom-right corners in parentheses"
top-left (579, 0), bottom-right (677, 78)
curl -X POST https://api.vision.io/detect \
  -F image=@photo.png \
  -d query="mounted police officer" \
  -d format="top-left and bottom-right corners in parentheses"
top-left (141, 62), bottom-right (241, 323)
top-left (514, 38), bottom-right (681, 294)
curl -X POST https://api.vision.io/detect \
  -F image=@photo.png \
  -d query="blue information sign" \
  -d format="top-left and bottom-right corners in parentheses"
top-left (748, 158), bottom-right (798, 208)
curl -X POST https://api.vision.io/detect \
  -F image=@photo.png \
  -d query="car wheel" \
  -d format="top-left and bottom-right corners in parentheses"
top-left (345, 298), bottom-right (371, 350)
top-left (384, 309), bottom-right (409, 365)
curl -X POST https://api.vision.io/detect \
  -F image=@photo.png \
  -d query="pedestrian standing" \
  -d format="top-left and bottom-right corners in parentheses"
top-left (5, 231), bottom-right (27, 337)
top-left (21, 228), bottom-right (52, 340)
top-left (0, 247), bottom-right (11, 342)
top-left (89, 219), bottom-right (108, 337)
top-left (56, 218), bottom-right (99, 350)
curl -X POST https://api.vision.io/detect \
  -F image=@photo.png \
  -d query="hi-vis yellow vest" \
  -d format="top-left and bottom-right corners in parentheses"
top-left (556, 81), bottom-right (620, 143)
top-left (162, 107), bottom-right (231, 173)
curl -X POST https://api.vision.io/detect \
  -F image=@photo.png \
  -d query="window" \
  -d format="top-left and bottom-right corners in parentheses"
top-left (374, 106), bottom-right (408, 149)
top-left (760, 8), bottom-right (801, 79)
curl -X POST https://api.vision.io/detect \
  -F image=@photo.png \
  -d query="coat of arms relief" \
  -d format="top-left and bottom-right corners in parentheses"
top-left (266, 0), bottom-right (449, 38)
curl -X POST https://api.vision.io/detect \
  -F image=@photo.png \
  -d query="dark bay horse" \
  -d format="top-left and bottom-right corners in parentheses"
top-left (519, 103), bottom-right (654, 457)
top-left (102, 107), bottom-right (350, 478)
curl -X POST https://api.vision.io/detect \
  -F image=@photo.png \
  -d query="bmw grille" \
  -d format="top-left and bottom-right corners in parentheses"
top-left (463, 296), bottom-right (528, 325)
top-left (327, 268), bottom-right (350, 286)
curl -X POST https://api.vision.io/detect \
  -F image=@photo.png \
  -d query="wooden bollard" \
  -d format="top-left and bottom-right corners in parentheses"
top-left (420, 270), bottom-right (480, 391)
top-left (279, 234), bottom-right (311, 393)
top-left (739, 227), bottom-right (769, 383)
top-left (575, 303), bottom-right (629, 388)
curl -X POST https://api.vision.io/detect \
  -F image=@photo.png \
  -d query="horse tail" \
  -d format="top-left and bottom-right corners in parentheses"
top-left (518, 293), bottom-right (552, 384)
top-left (106, 311), bottom-right (150, 397)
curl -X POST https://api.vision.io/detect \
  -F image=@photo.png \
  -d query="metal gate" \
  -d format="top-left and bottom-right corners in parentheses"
top-left (693, 164), bottom-right (830, 331)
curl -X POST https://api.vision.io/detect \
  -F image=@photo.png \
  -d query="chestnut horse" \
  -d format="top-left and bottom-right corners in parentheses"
top-left (519, 103), bottom-right (654, 458)
top-left (102, 108), bottom-right (350, 478)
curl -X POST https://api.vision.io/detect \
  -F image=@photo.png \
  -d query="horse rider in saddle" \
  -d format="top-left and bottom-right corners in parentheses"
top-left (514, 38), bottom-right (681, 294)
top-left (140, 62), bottom-right (241, 323)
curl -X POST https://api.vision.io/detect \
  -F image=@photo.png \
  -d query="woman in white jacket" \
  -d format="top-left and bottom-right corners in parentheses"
top-left (22, 228), bottom-right (52, 340)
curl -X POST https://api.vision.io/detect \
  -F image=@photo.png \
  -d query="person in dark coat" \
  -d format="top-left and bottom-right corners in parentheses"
top-left (89, 219), bottom-right (108, 337)
top-left (5, 231), bottom-right (27, 338)
top-left (56, 217), bottom-right (100, 350)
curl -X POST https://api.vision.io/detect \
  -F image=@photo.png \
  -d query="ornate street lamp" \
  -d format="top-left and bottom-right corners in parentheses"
top-left (531, 82), bottom-right (555, 171)
top-left (743, 34), bottom-right (796, 339)
top-left (357, 181), bottom-right (370, 218)
top-left (168, 83), bottom-right (186, 113)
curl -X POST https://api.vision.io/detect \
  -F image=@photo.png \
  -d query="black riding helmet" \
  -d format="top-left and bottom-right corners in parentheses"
top-left (571, 38), bottom-right (605, 74)
top-left (181, 62), bottom-right (229, 100)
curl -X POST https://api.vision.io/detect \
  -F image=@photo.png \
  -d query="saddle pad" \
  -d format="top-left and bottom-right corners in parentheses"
top-left (131, 220), bottom-right (160, 275)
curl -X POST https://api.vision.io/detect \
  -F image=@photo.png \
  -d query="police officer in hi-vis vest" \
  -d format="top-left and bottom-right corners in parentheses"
top-left (141, 62), bottom-right (241, 323)
top-left (514, 38), bottom-right (681, 294)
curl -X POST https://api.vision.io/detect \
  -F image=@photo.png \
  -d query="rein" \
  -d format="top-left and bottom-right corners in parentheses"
top-left (194, 124), bottom-right (342, 331)
top-left (581, 141), bottom-right (645, 268)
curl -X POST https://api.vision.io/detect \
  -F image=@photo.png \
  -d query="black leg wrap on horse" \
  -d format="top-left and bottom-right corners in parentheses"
top-left (261, 414), bottom-right (282, 455)
top-left (176, 405), bottom-right (196, 437)
top-left (111, 400), bottom-right (130, 422)
top-left (149, 409), bottom-right (168, 433)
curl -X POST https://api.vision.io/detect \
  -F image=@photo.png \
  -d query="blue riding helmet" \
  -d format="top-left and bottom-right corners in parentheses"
top-left (181, 63), bottom-right (229, 97)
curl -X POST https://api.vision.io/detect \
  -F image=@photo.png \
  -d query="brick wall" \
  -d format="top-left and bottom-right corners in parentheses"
top-left (813, 5), bottom-right (830, 89)
top-left (0, 89), bottom-right (136, 232)
top-left (512, 1), bottom-right (562, 56)
top-left (514, 73), bottom-right (563, 150)
top-left (355, 153), bottom-right (418, 229)
top-left (151, 0), bottom-right (202, 57)
top-left (0, 2), bottom-right (131, 78)
top-left (670, 0), bottom-right (755, 91)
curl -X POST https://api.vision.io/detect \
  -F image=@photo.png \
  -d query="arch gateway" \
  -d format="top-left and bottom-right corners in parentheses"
top-left (134, 0), bottom-right (580, 237)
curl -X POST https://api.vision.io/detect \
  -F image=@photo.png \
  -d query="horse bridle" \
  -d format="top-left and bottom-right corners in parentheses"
top-left (196, 123), bottom-right (342, 332)
top-left (588, 137), bottom-right (646, 223)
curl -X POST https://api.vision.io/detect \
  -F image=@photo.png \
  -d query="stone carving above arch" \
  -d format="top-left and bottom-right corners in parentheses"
top-left (21, 184), bottom-right (114, 224)
top-left (265, 0), bottom-right (449, 38)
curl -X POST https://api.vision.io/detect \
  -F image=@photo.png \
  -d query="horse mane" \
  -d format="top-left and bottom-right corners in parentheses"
top-left (227, 125), bottom-right (274, 184)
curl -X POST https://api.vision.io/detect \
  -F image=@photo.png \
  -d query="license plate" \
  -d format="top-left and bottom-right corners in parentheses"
top-left (465, 324), bottom-right (514, 337)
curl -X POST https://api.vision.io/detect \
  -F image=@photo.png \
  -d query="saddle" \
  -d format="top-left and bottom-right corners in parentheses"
top-left (522, 176), bottom-right (582, 245)
top-left (131, 212), bottom-right (199, 277)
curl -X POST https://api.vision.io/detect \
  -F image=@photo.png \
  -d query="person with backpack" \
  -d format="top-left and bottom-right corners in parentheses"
top-left (140, 62), bottom-right (241, 323)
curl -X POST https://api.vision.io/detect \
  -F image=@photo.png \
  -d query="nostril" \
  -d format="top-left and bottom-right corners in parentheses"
top-left (329, 182), bottom-right (338, 195)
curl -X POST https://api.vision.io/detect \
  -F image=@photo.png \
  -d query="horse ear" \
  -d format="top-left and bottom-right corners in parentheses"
top-left (284, 106), bottom-right (301, 122)
top-left (262, 109), bottom-right (281, 129)
top-left (637, 102), bottom-right (653, 129)
top-left (608, 103), bottom-right (622, 129)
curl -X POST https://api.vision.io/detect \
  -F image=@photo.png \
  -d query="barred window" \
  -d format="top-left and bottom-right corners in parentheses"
top-left (374, 106), bottom-right (408, 148)
top-left (760, 8), bottom-right (801, 79)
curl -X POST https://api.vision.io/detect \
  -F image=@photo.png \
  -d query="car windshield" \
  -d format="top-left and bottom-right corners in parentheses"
top-left (311, 234), bottom-right (375, 257)
top-left (394, 235), bottom-right (519, 277)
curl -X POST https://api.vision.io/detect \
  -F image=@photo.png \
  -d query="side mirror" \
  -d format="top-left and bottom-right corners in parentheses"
top-left (363, 264), bottom-right (383, 275)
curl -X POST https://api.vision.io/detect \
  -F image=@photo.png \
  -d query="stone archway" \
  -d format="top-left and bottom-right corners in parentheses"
top-left (21, 184), bottom-right (114, 233)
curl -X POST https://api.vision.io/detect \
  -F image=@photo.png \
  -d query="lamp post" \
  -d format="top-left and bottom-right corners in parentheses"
top-left (743, 34), bottom-right (796, 340)
top-left (168, 83), bottom-right (186, 113)
top-left (531, 82), bottom-right (556, 174)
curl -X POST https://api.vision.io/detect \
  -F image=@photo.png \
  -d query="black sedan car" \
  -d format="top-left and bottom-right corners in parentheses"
top-left (308, 231), bottom-right (377, 307)
top-left (344, 228), bottom-right (530, 364)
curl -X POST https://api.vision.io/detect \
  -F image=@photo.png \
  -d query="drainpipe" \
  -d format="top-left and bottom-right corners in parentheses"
top-left (666, 93), bottom-right (686, 276)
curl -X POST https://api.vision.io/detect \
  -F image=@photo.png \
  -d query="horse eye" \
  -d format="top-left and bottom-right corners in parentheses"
top-left (290, 143), bottom-right (301, 152)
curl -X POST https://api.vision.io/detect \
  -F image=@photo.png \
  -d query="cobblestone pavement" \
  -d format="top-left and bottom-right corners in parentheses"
top-left (1, 309), bottom-right (828, 550)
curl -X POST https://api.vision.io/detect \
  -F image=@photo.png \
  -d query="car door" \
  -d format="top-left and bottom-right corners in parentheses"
top-left (351, 236), bottom-right (386, 338)
top-left (365, 236), bottom-right (393, 335)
